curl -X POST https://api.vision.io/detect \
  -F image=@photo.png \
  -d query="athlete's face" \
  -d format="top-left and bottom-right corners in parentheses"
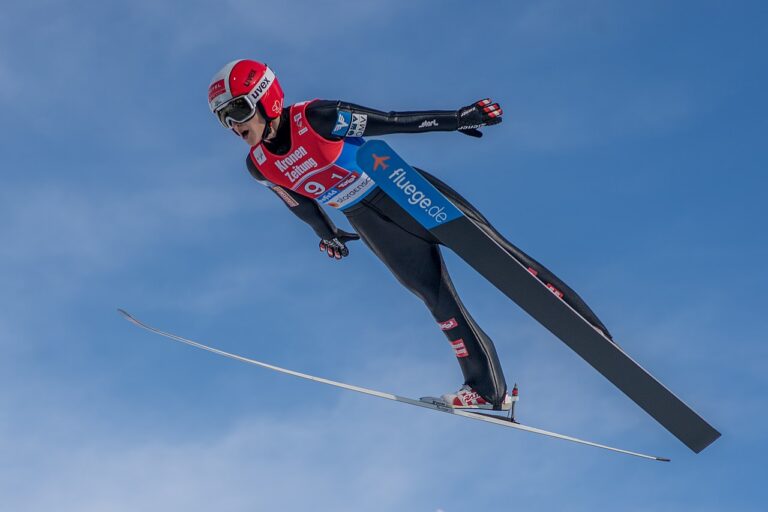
top-left (232, 109), bottom-right (267, 146)
top-left (232, 110), bottom-right (280, 146)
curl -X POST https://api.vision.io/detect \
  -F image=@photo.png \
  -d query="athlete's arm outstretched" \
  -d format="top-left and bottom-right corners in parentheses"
top-left (246, 157), bottom-right (358, 259)
top-left (305, 99), bottom-right (502, 140)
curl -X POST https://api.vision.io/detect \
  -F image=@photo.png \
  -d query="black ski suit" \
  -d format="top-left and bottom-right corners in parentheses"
top-left (246, 100), bottom-right (610, 406)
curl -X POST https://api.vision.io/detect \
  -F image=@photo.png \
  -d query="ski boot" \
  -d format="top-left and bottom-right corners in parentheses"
top-left (440, 384), bottom-right (514, 411)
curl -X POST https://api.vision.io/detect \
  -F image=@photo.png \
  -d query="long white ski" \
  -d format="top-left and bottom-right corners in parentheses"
top-left (118, 309), bottom-right (669, 462)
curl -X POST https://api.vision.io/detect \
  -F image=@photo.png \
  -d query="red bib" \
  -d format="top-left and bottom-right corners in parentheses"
top-left (249, 101), bottom-right (375, 208)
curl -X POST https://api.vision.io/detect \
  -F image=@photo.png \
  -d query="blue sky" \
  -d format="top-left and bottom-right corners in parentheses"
top-left (1, 0), bottom-right (766, 510)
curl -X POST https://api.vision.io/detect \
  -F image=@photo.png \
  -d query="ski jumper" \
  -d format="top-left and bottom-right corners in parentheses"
top-left (246, 99), bottom-right (611, 406)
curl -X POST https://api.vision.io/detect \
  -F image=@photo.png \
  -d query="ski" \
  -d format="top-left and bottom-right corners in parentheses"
top-left (356, 140), bottom-right (720, 453)
top-left (118, 309), bottom-right (669, 462)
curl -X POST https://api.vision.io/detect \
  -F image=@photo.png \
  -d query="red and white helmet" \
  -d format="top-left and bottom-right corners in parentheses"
top-left (208, 59), bottom-right (285, 128)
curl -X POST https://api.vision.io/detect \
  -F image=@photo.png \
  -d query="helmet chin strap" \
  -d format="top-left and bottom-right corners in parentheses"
top-left (261, 119), bottom-right (273, 141)
top-left (256, 102), bottom-right (277, 142)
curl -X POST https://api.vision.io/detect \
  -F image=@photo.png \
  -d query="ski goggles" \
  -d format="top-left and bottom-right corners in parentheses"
top-left (215, 95), bottom-right (260, 129)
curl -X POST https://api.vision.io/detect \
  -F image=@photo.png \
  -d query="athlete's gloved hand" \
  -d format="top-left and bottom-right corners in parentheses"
top-left (319, 230), bottom-right (360, 260)
top-left (457, 98), bottom-right (503, 138)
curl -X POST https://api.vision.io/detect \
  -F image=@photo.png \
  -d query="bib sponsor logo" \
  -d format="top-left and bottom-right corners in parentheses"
top-left (387, 168), bottom-right (451, 224)
top-left (252, 145), bottom-right (267, 164)
top-left (275, 146), bottom-right (308, 171)
top-left (360, 142), bottom-right (462, 230)
top-left (273, 186), bottom-right (299, 207)
top-left (419, 119), bottom-right (439, 129)
top-left (347, 113), bottom-right (367, 137)
top-left (332, 110), bottom-right (352, 137)
top-left (335, 174), bottom-right (359, 190)
top-left (438, 318), bottom-right (458, 331)
top-left (318, 188), bottom-right (341, 203)
top-left (294, 111), bottom-right (308, 135)
top-left (275, 146), bottom-right (318, 183)
top-left (326, 175), bottom-right (374, 208)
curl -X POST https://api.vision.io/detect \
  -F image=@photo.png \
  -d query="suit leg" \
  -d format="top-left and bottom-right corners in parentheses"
top-left (345, 198), bottom-right (508, 404)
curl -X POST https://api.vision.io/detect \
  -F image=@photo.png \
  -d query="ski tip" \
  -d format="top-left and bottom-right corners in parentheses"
top-left (656, 457), bottom-right (672, 463)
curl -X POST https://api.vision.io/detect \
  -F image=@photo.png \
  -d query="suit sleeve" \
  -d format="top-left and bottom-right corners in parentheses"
top-left (304, 100), bottom-right (460, 139)
top-left (246, 156), bottom-right (337, 240)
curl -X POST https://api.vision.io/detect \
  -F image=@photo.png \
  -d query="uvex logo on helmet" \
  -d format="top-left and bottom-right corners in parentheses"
top-left (249, 74), bottom-right (272, 102)
top-left (243, 69), bottom-right (258, 87)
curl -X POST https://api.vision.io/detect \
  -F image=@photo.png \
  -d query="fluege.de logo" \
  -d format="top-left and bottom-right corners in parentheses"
top-left (359, 141), bottom-right (463, 230)
top-left (387, 167), bottom-right (451, 224)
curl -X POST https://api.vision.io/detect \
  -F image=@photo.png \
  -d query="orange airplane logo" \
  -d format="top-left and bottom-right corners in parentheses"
top-left (372, 154), bottom-right (390, 171)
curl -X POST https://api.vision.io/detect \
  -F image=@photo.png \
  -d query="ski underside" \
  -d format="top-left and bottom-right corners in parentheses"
top-left (356, 140), bottom-right (720, 454)
top-left (118, 309), bottom-right (668, 462)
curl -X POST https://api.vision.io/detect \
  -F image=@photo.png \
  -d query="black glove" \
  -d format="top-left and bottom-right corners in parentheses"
top-left (319, 229), bottom-right (360, 260)
top-left (457, 98), bottom-right (503, 138)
